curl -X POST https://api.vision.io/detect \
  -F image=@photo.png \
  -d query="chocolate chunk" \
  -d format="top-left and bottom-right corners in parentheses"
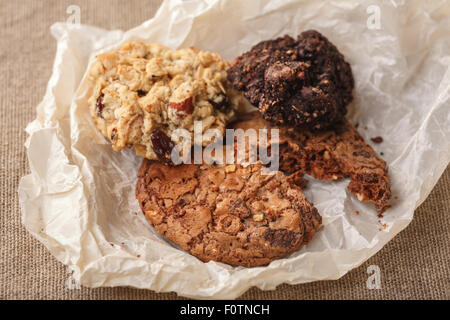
top-left (151, 129), bottom-right (175, 163)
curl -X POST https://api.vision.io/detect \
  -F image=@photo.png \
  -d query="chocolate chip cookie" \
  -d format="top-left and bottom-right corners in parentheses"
top-left (227, 30), bottom-right (354, 129)
top-left (88, 41), bottom-right (243, 162)
top-left (136, 159), bottom-right (321, 267)
top-left (233, 112), bottom-right (391, 215)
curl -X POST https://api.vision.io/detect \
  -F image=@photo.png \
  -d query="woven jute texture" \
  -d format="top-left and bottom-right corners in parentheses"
top-left (1, 0), bottom-right (449, 300)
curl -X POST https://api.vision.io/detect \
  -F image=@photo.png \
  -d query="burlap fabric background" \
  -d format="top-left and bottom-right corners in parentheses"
top-left (1, 0), bottom-right (449, 300)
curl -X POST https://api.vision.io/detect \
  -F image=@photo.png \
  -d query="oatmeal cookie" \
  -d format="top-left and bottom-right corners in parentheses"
top-left (88, 41), bottom-right (243, 162)
top-left (136, 159), bottom-right (321, 267)
top-left (227, 30), bottom-right (354, 129)
top-left (233, 112), bottom-right (391, 215)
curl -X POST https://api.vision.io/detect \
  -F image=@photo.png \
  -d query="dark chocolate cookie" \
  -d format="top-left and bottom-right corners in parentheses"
top-left (136, 158), bottom-right (321, 267)
top-left (232, 112), bottom-right (391, 215)
top-left (227, 30), bottom-right (354, 129)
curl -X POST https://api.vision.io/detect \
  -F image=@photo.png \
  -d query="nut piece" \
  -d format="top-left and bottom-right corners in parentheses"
top-left (323, 150), bottom-right (331, 160)
top-left (253, 213), bottom-right (264, 222)
top-left (145, 210), bottom-right (158, 217)
top-left (225, 164), bottom-right (236, 173)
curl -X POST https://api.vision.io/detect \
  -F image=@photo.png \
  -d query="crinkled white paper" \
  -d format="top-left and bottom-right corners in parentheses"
top-left (19, 0), bottom-right (450, 299)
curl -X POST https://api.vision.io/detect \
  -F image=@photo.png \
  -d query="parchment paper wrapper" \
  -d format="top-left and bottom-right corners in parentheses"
top-left (19, 0), bottom-right (450, 299)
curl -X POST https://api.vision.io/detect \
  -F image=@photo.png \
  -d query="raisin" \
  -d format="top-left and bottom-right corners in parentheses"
top-left (137, 90), bottom-right (147, 97)
top-left (371, 136), bottom-right (383, 143)
top-left (111, 128), bottom-right (117, 141)
top-left (228, 199), bottom-right (250, 218)
top-left (151, 129), bottom-right (175, 163)
top-left (209, 93), bottom-right (230, 112)
top-left (169, 97), bottom-right (193, 118)
top-left (96, 94), bottom-right (105, 116)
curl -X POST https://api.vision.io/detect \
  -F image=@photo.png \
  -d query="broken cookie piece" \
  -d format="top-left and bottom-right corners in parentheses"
top-left (232, 112), bottom-right (391, 215)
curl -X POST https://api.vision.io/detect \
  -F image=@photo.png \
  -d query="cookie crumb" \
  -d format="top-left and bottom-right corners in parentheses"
top-left (371, 136), bottom-right (383, 143)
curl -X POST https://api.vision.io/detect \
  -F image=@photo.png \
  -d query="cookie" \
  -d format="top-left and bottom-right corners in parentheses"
top-left (88, 41), bottom-right (243, 162)
top-left (227, 30), bottom-right (354, 129)
top-left (136, 159), bottom-right (321, 267)
top-left (232, 112), bottom-right (391, 215)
